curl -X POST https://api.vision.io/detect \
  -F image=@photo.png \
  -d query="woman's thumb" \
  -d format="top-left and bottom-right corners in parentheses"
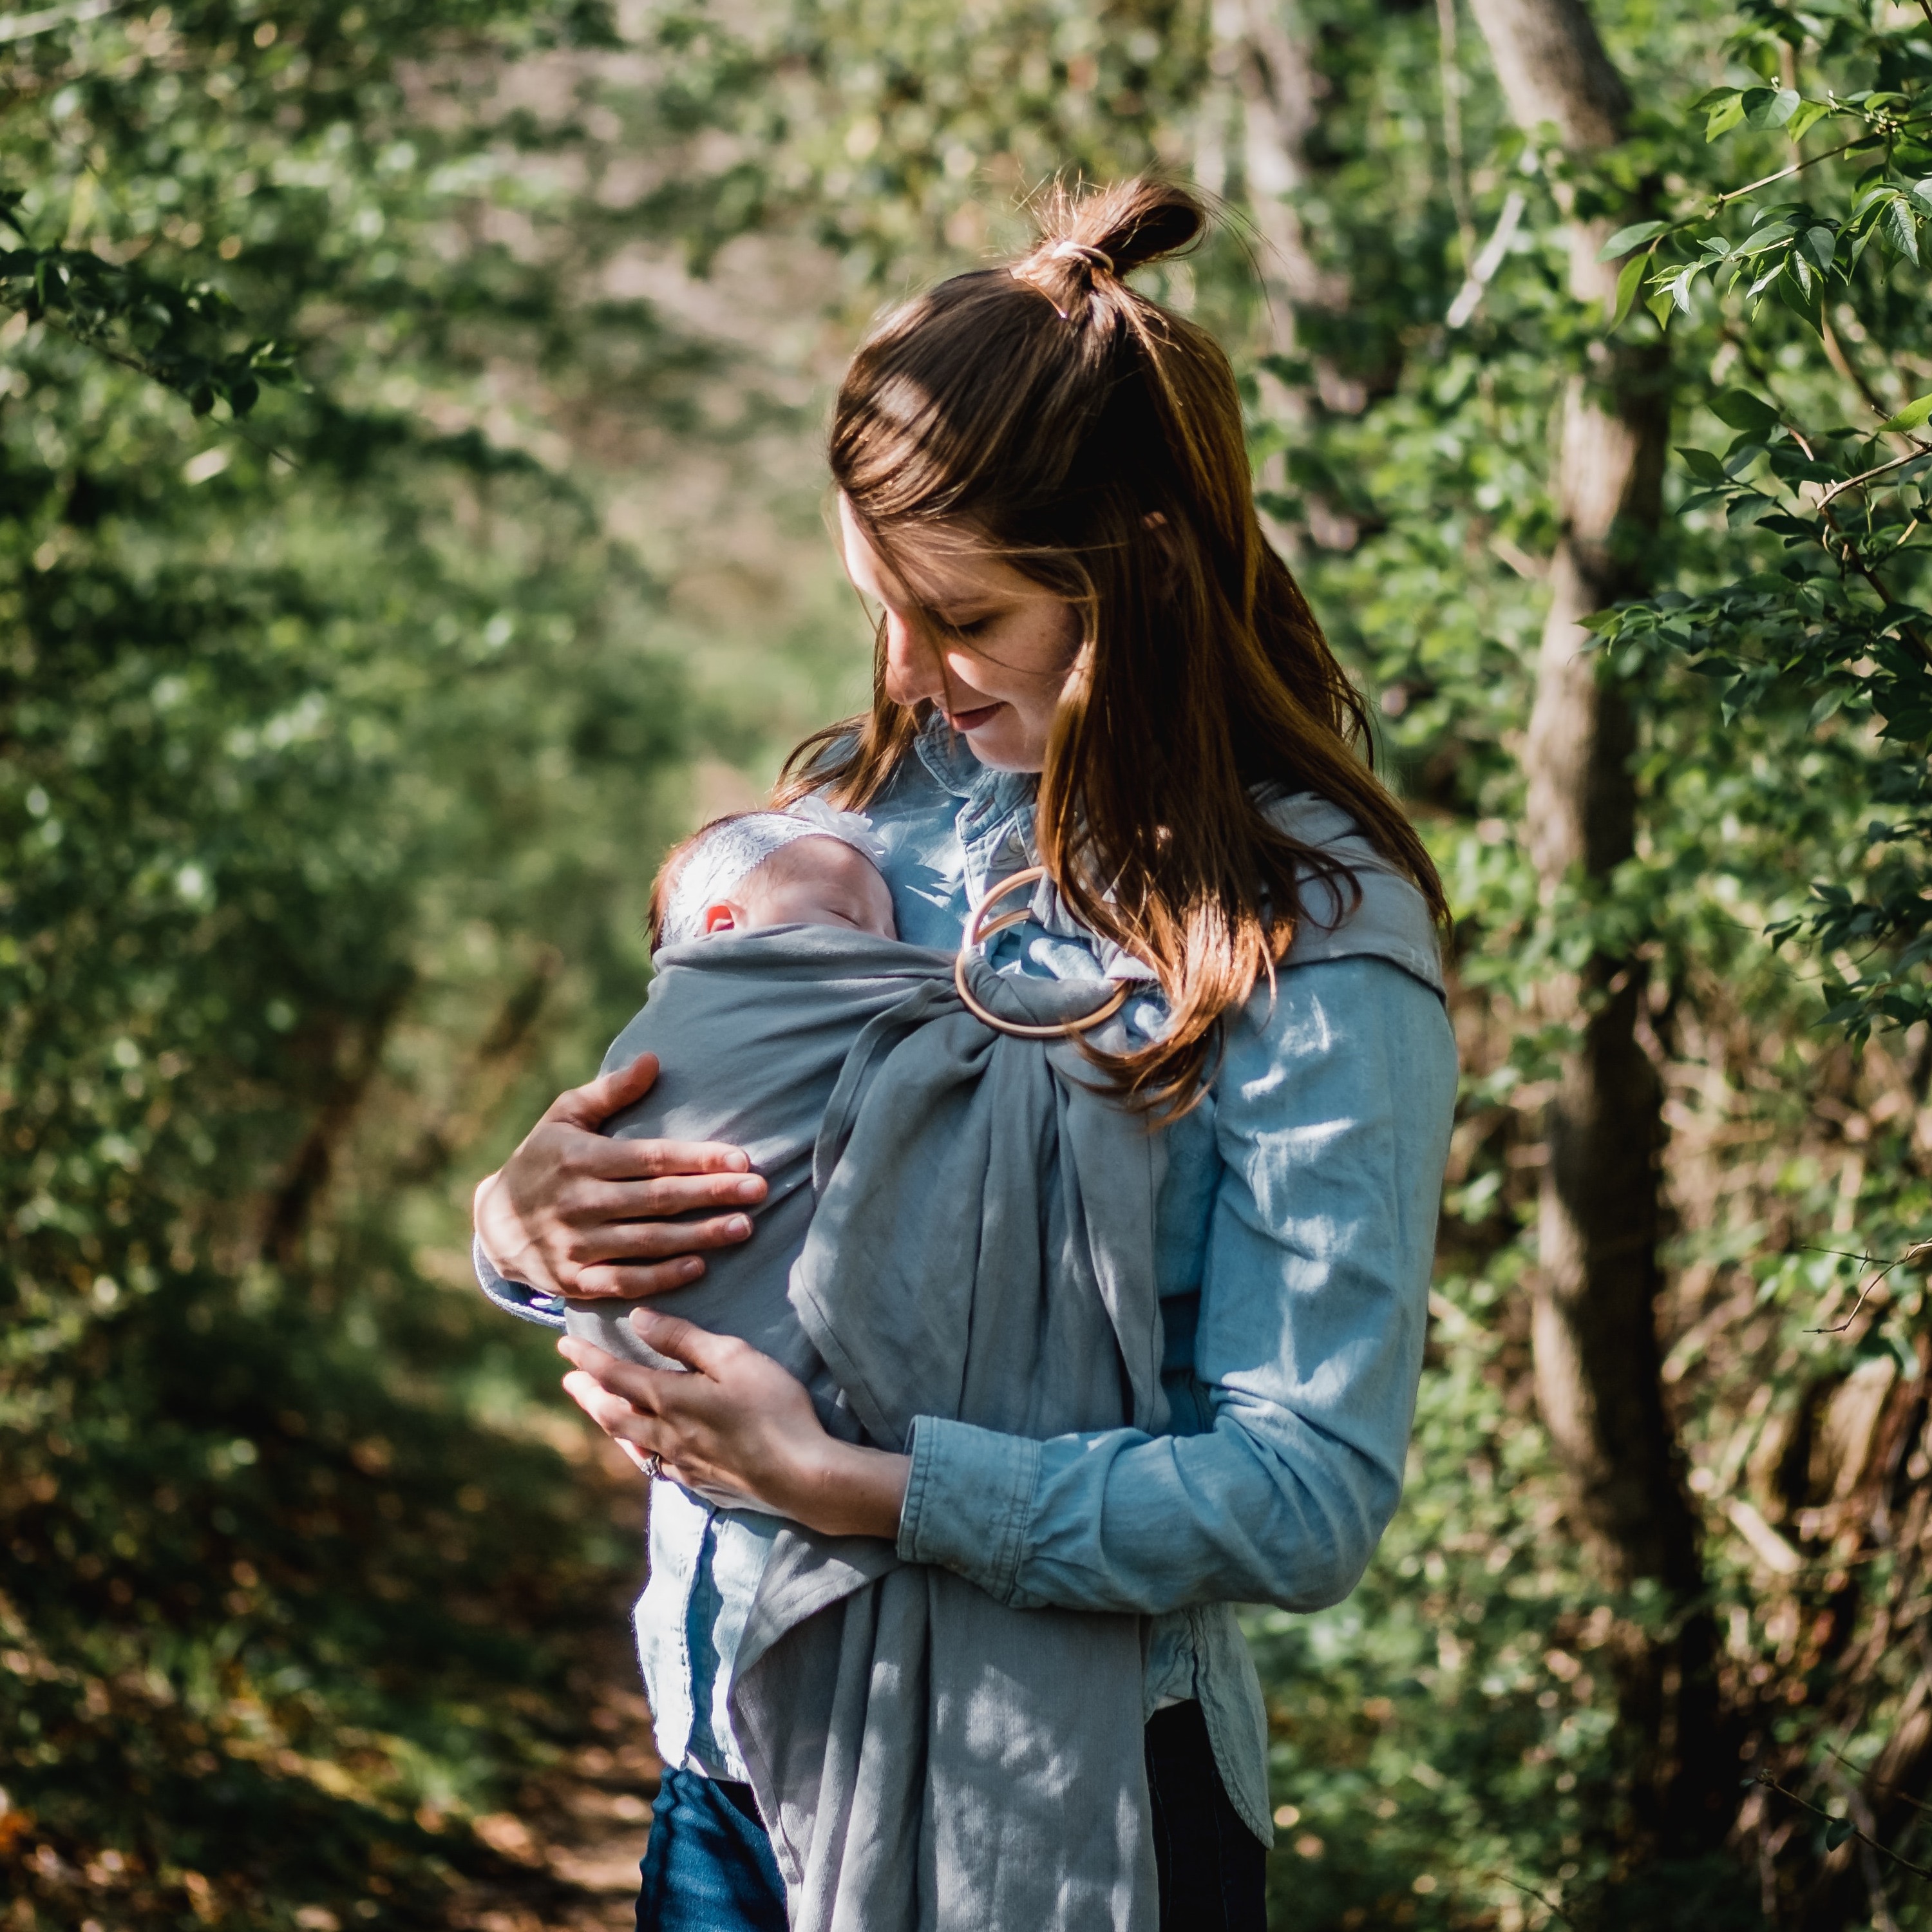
top-left (551, 1050), bottom-right (659, 1127)
top-left (629, 1307), bottom-right (734, 1378)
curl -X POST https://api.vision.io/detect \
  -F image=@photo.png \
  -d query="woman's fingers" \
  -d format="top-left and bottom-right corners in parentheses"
top-left (473, 1075), bottom-right (763, 1295)
top-left (559, 1337), bottom-right (672, 1408)
top-left (577, 1169), bottom-right (766, 1222)
top-left (556, 1326), bottom-right (895, 1533)
top-left (597, 1135), bottom-right (758, 1181)
top-left (557, 1129), bottom-right (759, 1185)
top-left (567, 1204), bottom-right (757, 1264)
top-left (561, 1367), bottom-right (665, 1446)
top-left (560, 1256), bottom-right (707, 1300)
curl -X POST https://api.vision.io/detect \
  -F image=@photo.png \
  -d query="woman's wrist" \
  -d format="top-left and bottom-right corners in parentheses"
top-left (781, 1439), bottom-right (911, 1541)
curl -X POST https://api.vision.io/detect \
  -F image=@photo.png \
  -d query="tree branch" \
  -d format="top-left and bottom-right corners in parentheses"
top-left (1819, 445), bottom-right (1932, 510)
top-left (0, 290), bottom-right (299, 470)
top-left (0, 0), bottom-right (118, 46)
top-left (1756, 1773), bottom-right (1932, 1882)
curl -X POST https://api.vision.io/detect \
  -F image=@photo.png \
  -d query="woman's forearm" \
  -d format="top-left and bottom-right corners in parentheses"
top-left (898, 1410), bottom-right (1400, 1616)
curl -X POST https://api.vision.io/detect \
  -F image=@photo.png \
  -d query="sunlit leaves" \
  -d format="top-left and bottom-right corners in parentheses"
top-left (1879, 390), bottom-right (1932, 435)
top-left (1592, 10), bottom-right (1932, 1044)
top-left (0, 0), bottom-right (699, 1917)
top-left (1597, 218), bottom-right (1671, 260)
top-left (0, 238), bottom-right (297, 417)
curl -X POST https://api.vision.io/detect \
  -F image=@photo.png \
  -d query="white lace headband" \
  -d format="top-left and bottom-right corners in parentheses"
top-left (658, 797), bottom-right (888, 947)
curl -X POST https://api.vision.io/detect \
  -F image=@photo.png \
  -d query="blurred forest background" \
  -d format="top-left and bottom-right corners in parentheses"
top-left (6, 0), bottom-right (1932, 1926)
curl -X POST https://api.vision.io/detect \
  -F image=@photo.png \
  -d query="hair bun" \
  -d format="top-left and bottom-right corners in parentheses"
top-left (1028, 176), bottom-right (1206, 282)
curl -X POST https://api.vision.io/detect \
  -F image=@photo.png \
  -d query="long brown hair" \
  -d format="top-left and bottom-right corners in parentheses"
top-left (780, 177), bottom-right (1446, 1116)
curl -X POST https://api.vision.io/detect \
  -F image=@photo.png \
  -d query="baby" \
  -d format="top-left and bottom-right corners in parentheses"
top-left (565, 797), bottom-right (909, 1397)
top-left (647, 799), bottom-right (897, 949)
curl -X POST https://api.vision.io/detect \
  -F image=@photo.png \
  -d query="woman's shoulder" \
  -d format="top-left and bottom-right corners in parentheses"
top-left (1256, 788), bottom-right (1446, 999)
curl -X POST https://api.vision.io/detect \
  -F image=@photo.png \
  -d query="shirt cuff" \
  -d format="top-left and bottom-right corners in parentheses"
top-left (895, 1415), bottom-right (1042, 1605)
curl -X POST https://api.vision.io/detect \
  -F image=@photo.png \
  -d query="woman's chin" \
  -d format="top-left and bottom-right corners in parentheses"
top-left (960, 724), bottom-right (1046, 774)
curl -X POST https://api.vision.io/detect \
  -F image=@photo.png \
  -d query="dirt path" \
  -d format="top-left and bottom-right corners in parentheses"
top-left (452, 1441), bottom-right (662, 1932)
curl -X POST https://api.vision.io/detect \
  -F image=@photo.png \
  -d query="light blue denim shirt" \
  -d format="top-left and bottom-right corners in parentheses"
top-left (474, 720), bottom-right (1457, 1843)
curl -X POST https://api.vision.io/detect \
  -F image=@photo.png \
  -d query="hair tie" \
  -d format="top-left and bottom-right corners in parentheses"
top-left (1048, 239), bottom-right (1113, 275)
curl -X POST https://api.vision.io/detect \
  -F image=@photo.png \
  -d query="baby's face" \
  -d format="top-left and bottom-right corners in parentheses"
top-left (705, 836), bottom-right (897, 941)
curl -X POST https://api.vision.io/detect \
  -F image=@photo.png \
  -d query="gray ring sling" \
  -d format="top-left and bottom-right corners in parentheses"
top-left (567, 913), bottom-right (1166, 1932)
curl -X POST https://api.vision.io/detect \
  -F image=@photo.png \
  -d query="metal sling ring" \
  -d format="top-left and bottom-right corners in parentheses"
top-left (952, 866), bottom-right (1129, 1039)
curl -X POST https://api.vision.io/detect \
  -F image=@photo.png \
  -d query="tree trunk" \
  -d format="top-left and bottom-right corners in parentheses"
top-left (1466, 0), bottom-right (1732, 1873)
top-left (1220, 0), bottom-right (1373, 554)
top-left (261, 974), bottom-right (413, 1274)
top-left (1223, 0), bottom-right (1344, 354)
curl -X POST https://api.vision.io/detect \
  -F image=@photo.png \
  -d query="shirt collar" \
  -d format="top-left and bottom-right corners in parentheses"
top-left (913, 714), bottom-right (1038, 824)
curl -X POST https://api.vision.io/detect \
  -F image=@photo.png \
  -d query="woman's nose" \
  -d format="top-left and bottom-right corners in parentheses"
top-left (881, 613), bottom-right (945, 707)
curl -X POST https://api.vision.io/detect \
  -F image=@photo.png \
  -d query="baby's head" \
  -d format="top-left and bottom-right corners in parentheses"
top-left (650, 801), bottom-right (896, 951)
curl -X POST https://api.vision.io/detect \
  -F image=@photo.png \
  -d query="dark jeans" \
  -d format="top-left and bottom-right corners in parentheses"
top-left (636, 1700), bottom-right (1265, 1931)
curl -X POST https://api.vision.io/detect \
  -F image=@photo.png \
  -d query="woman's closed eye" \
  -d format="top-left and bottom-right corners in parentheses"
top-left (932, 607), bottom-right (1001, 639)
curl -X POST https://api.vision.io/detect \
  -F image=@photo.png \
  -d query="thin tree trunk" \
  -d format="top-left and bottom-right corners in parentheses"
top-left (1466, 0), bottom-right (1732, 1871)
top-left (1220, 0), bottom-right (1373, 555)
top-left (261, 974), bottom-right (413, 1273)
top-left (1224, 0), bottom-right (1343, 355)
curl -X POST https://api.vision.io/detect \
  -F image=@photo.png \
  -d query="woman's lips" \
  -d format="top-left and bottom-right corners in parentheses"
top-left (946, 702), bottom-right (1001, 732)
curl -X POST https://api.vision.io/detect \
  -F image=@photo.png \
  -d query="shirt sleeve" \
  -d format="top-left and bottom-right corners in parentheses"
top-left (471, 1233), bottom-right (567, 1331)
top-left (895, 954), bottom-right (1457, 1615)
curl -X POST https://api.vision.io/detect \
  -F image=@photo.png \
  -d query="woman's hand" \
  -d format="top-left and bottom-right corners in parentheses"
top-left (473, 1051), bottom-right (767, 1300)
top-left (559, 1311), bottom-right (911, 1540)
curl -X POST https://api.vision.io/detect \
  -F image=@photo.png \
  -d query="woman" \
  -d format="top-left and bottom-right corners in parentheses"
top-left (473, 178), bottom-right (1457, 1931)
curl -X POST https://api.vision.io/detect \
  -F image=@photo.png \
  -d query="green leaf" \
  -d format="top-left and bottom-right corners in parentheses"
top-left (1706, 91), bottom-right (1748, 141)
top-left (1878, 392), bottom-right (1932, 435)
top-left (1803, 226), bottom-right (1837, 275)
top-left (1597, 219), bottom-right (1669, 263)
top-left (1809, 687), bottom-right (1848, 728)
top-left (1742, 86), bottom-right (1801, 130)
top-left (1610, 252), bottom-right (1647, 332)
top-left (1645, 285), bottom-right (1676, 329)
top-left (1788, 99), bottom-right (1835, 142)
top-left (1711, 389), bottom-right (1780, 435)
top-left (1825, 1819), bottom-right (1855, 1852)
top-left (1729, 220), bottom-right (1799, 261)
top-left (1779, 258), bottom-right (1824, 333)
top-left (1678, 446), bottom-right (1728, 484)
top-left (1886, 196), bottom-right (1921, 265)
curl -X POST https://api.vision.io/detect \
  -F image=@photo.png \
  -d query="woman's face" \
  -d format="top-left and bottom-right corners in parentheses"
top-left (837, 496), bottom-right (1083, 774)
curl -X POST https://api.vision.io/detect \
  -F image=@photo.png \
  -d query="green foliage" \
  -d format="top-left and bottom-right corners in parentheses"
top-left (1231, 0), bottom-right (1932, 1921)
top-left (0, 0), bottom-right (711, 1918)
top-left (1590, 6), bottom-right (1932, 1040)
